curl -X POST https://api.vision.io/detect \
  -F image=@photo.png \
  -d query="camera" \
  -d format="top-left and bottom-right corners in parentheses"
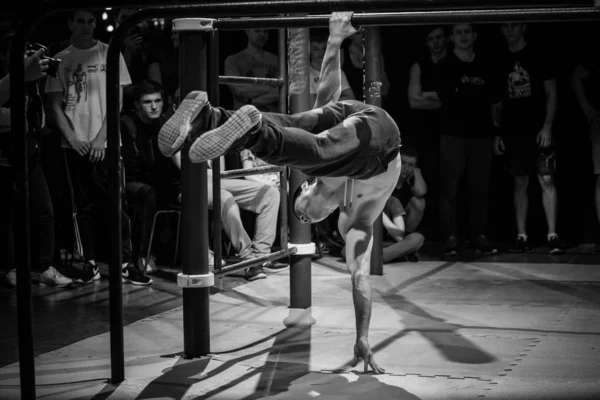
top-left (26, 43), bottom-right (61, 78)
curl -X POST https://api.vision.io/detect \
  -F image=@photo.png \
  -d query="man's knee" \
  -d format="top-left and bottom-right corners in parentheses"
top-left (537, 173), bottom-right (555, 190)
top-left (259, 185), bottom-right (280, 210)
top-left (408, 231), bottom-right (425, 248)
top-left (514, 175), bottom-right (529, 192)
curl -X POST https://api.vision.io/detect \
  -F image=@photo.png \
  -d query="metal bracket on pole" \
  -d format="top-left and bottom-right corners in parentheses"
top-left (177, 272), bottom-right (215, 288)
top-left (173, 18), bottom-right (217, 32)
top-left (288, 242), bottom-right (316, 256)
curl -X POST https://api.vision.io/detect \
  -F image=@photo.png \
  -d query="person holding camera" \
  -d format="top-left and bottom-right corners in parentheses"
top-left (45, 10), bottom-right (151, 285)
top-left (1, 34), bottom-right (74, 288)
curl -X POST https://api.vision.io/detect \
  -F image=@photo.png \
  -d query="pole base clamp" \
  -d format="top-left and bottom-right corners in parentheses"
top-left (177, 272), bottom-right (214, 288)
top-left (288, 242), bottom-right (316, 256)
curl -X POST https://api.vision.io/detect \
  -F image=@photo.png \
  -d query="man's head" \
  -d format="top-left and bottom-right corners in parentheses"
top-left (450, 23), bottom-right (476, 51)
top-left (425, 26), bottom-right (448, 56)
top-left (292, 177), bottom-right (337, 223)
top-left (400, 147), bottom-right (418, 179)
top-left (500, 22), bottom-right (527, 45)
top-left (68, 10), bottom-right (96, 41)
top-left (134, 80), bottom-right (164, 122)
top-left (309, 28), bottom-right (328, 69)
top-left (245, 29), bottom-right (268, 49)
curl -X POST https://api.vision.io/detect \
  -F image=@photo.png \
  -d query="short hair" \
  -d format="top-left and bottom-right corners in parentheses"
top-left (292, 176), bottom-right (319, 222)
top-left (424, 25), bottom-right (449, 38)
top-left (309, 28), bottom-right (328, 44)
top-left (133, 80), bottom-right (163, 103)
top-left (69, 9), bottom-right (96, 21)
top-left (400, 146), bottom-right (419, 160)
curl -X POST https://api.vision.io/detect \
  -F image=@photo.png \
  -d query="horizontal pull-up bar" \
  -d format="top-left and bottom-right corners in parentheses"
top-left (46, 0), bottom-right (596, 14)
top-left (219, 76), bottom-right (285, 87)
top-left (220, 165), bottom-right (284, 179)
top-left (214, 248), bottom-right (297, 278)
top-left (215, 7), bottom-right (600, 30)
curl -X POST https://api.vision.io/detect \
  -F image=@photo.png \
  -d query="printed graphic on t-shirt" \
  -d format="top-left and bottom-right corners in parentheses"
top-left (507, 62), bottom-right (531, 99)
top-left (460, 75), bottom-right (485, 86)
top-left (64, 62), bottom-right (107, 109)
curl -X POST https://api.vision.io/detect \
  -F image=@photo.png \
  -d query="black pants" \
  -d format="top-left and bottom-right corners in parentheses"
top-left (125, 181), bottom-right (157, 260)
top-left (64, 150), bottom-right (133, 263)
top-left (0, 151), bottom-right (55, 272)
top-left (439, 135), bottom-right (494, 238)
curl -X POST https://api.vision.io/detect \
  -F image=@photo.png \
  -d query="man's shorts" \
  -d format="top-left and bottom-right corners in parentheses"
top-left (591, 122), bottom-right (600, 175)
top-left (504, 138), bottom-right (555, 177)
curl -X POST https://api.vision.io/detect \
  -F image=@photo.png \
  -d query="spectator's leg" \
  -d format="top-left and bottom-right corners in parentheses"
top-left (439, 135), bottom-right (468, 238)
top-left (538, 172), bottom-right (558, 237)
top-left (0, 165), bottom-right (15, 274)
top-left (382, 232), bottom-right (425, 263)
top-left (125, 182), bottom-right (157, 263)
top-left (513, 175), bottom-right (530, 237)
top-left (221, 178), bottom-right (279, 257)
top-left (466, 137), bottom-right (494, 238)
top-left (28, 159), bottom-right (55, 272)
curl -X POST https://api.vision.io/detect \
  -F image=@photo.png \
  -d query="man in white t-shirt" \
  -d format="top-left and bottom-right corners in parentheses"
top-left (45, 9), bottom-right (151, 286)
top-left (309, 28), bottom-right (355, 107)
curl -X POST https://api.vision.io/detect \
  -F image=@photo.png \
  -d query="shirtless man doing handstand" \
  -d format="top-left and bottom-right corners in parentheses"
top-left (158, 13), bottom-right (401, 374)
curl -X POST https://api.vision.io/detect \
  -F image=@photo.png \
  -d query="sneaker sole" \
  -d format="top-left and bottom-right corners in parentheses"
top-left (475, 249), bottom-right (498, 255)
top-left (246, 273), bottom-right (267, 282)
top-left (189, 105), bottom-right (261, 164)
top-left (263, 265), bottom-right (290, 273)
top-left (122, 277), bottom-right (153, 286)
top-left (549, 249), bottom-right (564, 255)
top-left (158, 91), bottom-right (208, 158)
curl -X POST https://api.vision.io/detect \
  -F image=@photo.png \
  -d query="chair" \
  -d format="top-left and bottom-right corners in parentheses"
top-left (144, 204), bottom-right (182, 270)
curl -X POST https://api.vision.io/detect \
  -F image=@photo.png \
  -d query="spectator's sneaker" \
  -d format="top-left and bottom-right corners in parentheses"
top-left (122, 263), bottom-right (153, 286)
top-left (263, 260), bottom-right (289, 273)
top-left (245, 266), bottom-right (267, 282)
top-left (594, 242), bottom-right (600, 253)
top-left (445, 235), bottom-right (459, 256)
top-left (509, 235), bottom-right (530, 253)
top-left (139, 256), bottom-right (157, 275)
top-left (473, 235), bottom-right (498, 255)
top-left (158, 91), bottom-right (209, 157)
top-left (5, 269), bottom-right (16, 287)
top-left (548, 235), bottom-right (565, 255)
top-left (189, 105), bottom-right (262, 164)
top-left (405, 251), bottom-right (420, 263)
top-left (74, 261), bottom-right (100, 284)
top-left (39, 266), bottom-right (73, 288)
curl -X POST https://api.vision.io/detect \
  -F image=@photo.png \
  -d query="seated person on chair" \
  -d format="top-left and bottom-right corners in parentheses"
top-left (390, 146), bottom-right (427, 235)
top-left (158, 12), bottom-right (397, 374)
top-left (121, 80), bottom-right (180, 274)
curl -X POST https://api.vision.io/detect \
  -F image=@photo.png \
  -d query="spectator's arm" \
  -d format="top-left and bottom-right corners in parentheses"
top-left (410, 168), bottom-right (427, 198)
top-left (542, 78), bottom-right (558, 130)
top-left (382, 211), bottom-right (406, 242)
top-left (408, 62), bottom-right (441, 110)
top-left (571, 63), bottom-right (592, 113)
top-left (148, 62), bottom-right (162, 84)
top-left (46, 92), bottom-right (78, 145)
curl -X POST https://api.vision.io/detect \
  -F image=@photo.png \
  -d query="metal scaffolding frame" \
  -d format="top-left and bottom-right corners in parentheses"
top-left (8, 1), bottom-right (600, 398)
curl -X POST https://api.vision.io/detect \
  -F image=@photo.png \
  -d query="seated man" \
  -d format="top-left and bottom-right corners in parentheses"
top-left (158, 12), bottom-right (397, 374)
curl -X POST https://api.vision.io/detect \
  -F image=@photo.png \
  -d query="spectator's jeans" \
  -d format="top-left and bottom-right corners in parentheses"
top-left (207, 170), bottom-right (280, 258)
top-left (217, 100), bottom-right (401, 180)
top-left (125, 182), bottom-right (157, 261)
top-left (0, 152), bottom-right (54, 272)
top-left (439, 135), bottom-right (494, 238)
top-left (64, 150), bottom-right (133, 263)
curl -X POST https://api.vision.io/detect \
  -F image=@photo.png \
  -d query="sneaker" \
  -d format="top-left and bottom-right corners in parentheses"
top-left (39, 266), bottom-right (73, 288)
top-left (263, 260), bottom-right (289, 272)
top-left (158, 91), bottom-right (209, 157)
top-left (548, 235), bottom-right (565, 255)
top-left (245, 266), bottom-right (266, 282)
top-left (405, 251), bottom-right (420, 263)
top-left (189, 104), bottom-right (262, 164)
top-left (74, 261), bottom-right (101, 284)
top-left (5, 269), bottom-right (16, 287)
top-left (473, 235), bottom-right (498, 255)
top-left (445, 235), bottom-right (459, 256)
top-left (122, 263), bottom-right (153, 286)
top-left (209, 250), bottom-right (226, 270)
top-left (509, 235), bottom-right (530, 253)
top-left (139, 255), bottom-right (158, 275)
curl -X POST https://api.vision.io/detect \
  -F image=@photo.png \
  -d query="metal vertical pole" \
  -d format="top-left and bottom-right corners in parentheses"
top-left (9, 20), bottom-right (36, 399)
top-left (278, 27), bottom-right (289, 252)
top-left (284, 26), bottom-right (315, 327)
top-left (209, 29), bottom-right (223, 272)
top-left (175, 18), bottom-right (213, 357)
top-left (364, 27), bottom-right (384, 276)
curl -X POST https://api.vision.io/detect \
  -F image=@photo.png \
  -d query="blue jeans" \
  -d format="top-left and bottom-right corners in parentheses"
top-left (236, 100), bottom-right (401, 180)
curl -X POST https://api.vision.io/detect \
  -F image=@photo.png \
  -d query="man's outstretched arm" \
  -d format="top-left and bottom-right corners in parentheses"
top-left (314, 12), bottom-right (358, 109)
